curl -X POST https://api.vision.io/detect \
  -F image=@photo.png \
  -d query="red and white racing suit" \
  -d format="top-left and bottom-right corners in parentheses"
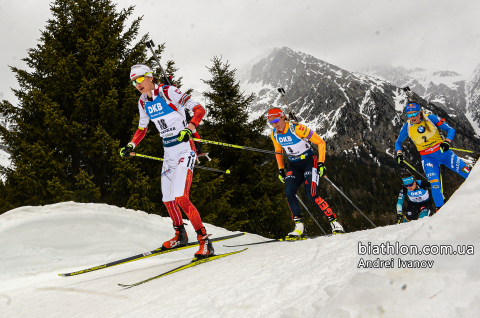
top-left (128, 84), bottom-right (205, 230)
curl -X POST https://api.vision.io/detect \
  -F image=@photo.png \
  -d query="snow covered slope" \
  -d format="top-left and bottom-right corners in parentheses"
top-left (0, 162), bottom-right (479, 317)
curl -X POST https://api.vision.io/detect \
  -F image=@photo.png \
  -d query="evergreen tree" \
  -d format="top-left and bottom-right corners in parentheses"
top-left (0, 0), bottom-right (444, 236)
top-left (0, 0), bottom-right (153, 213)
top-left (199, 57), bottom-right (292, 238)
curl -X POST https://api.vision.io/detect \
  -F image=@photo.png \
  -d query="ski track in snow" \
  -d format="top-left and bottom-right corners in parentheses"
top-left (0, 162), bottom-right (480, 317)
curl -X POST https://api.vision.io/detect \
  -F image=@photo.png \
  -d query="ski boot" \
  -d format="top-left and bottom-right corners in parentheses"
top-left (194, 227), bottom-right (214, 260)
top-left (160, 224), bottom-right (188, 251)
top-left (286, 217), bottom-right (306, 240)
top-left (330, 218), bottom-right (345, 235)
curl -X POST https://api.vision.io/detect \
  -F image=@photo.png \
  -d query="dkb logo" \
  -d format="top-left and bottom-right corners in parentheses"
top-left (148, 103), bottom-right (163, 113)
top-left (279, 136), bottom-right (292, 143)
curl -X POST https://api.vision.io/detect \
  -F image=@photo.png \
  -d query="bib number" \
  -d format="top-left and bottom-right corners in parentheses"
top-left (157, 119), bottom-right (168, 130)
top-left (184, 152), bottom-right (197, 171)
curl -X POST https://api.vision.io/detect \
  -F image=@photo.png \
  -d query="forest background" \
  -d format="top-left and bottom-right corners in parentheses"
top-left (0, 0), bottom-right (471, 238)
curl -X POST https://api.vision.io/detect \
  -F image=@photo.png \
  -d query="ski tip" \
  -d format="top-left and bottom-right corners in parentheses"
top-left (118, 284), bottom-right (130, 288)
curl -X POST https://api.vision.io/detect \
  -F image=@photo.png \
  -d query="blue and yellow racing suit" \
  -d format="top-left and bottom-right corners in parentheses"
top-left (395, 113), bottom-right (470, 208)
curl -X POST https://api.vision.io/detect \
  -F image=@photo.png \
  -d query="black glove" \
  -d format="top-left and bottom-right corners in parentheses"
top-left (440, 141), bottom-right (450, 153)
top-left (177, 128), bottom-right (193, 142)
top-left (318, 162), bottom-right (326, 178)
top-left (397, 213), bottom-right (403, 224)
top-left (278, 169), bottom-right (286, 183)
top-left (120, 144), bottom-right (134, 157)
top-left (397, 152), bottom-right (404, 165)
top-left (194, 141), bottom-right (204, 156)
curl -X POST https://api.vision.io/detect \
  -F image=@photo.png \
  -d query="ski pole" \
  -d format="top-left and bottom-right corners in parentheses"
top-left (145, 40), bottom-right (187, 120)
top-left (193, 138), bottom-right (301, 158)
top-left (146, 39), bottom-right (203, 154)
top-left (440, 169), bottom-right (443, 195)
top-left (277, 87), bottom-right (299, 122)
top-left (323, 176), bottom-right (377, 228)
top-left (450, 148), bottom-right (480, 155)
top-left (403, 160), bottom-right (429, 182)
top-left (130, 153), bottom-right (230, 174)
top-left (295, 194), bottom-right (327, 235)
top-left (146, 40), bottom-right (172, 86)
top-left (276, 178), bottom-right (327, 235)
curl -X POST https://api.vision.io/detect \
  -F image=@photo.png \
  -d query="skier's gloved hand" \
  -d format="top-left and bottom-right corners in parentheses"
top-left (194, 141), bottom-right (204, 156)
top-left (120, 143), bottom-right (134, 157)
top-left (318, 162), bottom-right (326, 178)
top-left (278, 169), bottom-right (286, 183)
top-left (177, 128), bottom-right (193, 142)
top-left (440, 141), bottom-right (450, 153)
top-left (396, 152), bottom-right (404, 165)
top-left (397, 212), bottom-right (403, 224)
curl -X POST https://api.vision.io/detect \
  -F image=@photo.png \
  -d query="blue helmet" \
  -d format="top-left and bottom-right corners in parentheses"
top-left (402, 175), bottom-right (415, 186)
top-left (405, 102), bottom-right (421, 113)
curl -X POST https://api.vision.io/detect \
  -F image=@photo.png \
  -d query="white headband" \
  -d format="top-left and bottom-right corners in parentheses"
top-left (130, 64), bottom-right (153, 79)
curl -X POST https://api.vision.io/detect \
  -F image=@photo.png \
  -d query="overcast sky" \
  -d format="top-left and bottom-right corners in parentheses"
top-left (1, 0), bottom-right (480, 104)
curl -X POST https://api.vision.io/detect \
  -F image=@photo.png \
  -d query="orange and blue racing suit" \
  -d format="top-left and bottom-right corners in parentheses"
top-left (271, 122), bottom-right (337, 222)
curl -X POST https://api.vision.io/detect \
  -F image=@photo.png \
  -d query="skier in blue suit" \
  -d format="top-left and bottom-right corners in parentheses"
top-left (395, 102), bottom-right (470, 210)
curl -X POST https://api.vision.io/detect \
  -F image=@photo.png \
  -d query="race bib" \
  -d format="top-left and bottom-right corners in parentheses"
top-left (178, 150), bottom-right (197, 172)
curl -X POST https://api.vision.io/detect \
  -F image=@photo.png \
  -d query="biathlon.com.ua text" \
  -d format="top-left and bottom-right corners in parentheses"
top-left (356, 241), bottom-right (478, 270)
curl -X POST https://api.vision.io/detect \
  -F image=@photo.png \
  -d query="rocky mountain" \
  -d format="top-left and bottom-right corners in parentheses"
top-left (361, 64), bottom-right (480, 136)
top-left (239, 47), bottom-right (480, 167)
top-left (467, 63), bottom-right (480, 134)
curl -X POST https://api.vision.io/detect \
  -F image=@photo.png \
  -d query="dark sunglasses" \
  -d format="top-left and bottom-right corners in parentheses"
top-left (406, 111), bottom-right (420, 118)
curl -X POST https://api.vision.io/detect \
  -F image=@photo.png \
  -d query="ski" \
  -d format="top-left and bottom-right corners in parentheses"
top-left (118, 248), bottom-right (248, 288)
top-left (223, 235), bottom-right (328, 247)
top-left (59, 232), bottom-right (245, 277)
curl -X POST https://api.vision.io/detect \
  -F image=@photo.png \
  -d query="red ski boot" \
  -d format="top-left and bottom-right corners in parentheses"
top-left (161, 224), bottom-right (188, 251)
top-left (194, 227), bottom-right (214, 260)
